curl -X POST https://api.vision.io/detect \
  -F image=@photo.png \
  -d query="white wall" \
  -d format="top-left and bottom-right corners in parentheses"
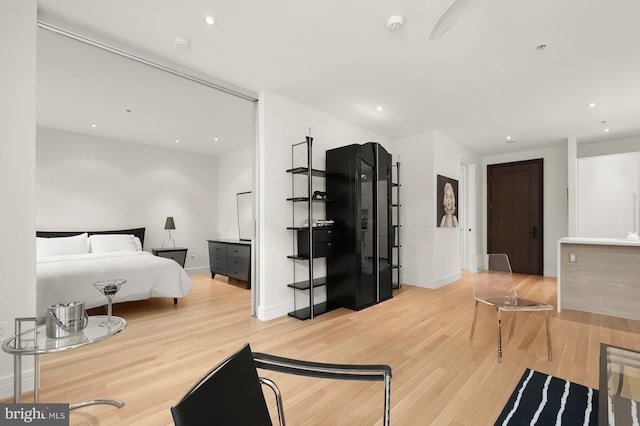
top-left (0, 0), bottom-right (37, 400)
top-left (482, 145), bottom-right (568, 277)
top-left (257, 90), bottom-right (387, 320)
top-left (216, 144), bottom-right (254, 240)
top-left (389, 132), bottom-right (435, 287)
top-left (36, 127), bottom-right (218, 271)
top-left (389, 131), bottom-right (480, 288)
top-left (578, 135), bottom-right (640, 158)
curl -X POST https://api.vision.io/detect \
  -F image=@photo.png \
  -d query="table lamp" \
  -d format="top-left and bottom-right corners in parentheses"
top-left (163, 216), bottom-right (176, 248)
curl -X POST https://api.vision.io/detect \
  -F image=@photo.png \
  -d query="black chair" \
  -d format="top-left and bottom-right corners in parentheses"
top-left (171, 343), bottom-right (392, 426)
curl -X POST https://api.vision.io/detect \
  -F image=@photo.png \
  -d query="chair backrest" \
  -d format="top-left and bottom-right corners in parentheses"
top-left (171, 343), bottom-right (273, 426)
top-left (473, 253), bottom-right (517, 302)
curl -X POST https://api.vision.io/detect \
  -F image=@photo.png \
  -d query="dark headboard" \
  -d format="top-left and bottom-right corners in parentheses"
top-left (36, 227), bottom-right (146, 247)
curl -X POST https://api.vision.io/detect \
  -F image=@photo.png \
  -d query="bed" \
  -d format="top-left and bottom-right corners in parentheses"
top-left (36, 228), bottom-right (193, 317)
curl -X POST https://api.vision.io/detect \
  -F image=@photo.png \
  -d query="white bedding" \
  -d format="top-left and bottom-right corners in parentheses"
top-left (37, 251), bottom-right (193, 317)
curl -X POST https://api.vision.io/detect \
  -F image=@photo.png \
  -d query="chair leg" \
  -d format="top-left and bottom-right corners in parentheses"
top-left (497, 308), bottom-right (503, 363)
top-left (470, 300), bottom-right (479, 341)
top-left (260, 377), bottom-right (286, 426)
top-left (545, 310), bottom-right (552, 361)
top-left (509, 312), bottom-right (516, 339)
top-left (383, 372), bottom-right (391, 426)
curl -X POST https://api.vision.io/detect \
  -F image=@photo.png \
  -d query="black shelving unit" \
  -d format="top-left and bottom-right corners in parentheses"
top-left (286, 135), bottom-right (331, 320)
top-left (392, 162), bottom-right (401, 289)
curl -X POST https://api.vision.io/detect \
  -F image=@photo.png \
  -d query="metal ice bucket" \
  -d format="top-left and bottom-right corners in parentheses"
top-left (46, 301), bottom-right (88, 338)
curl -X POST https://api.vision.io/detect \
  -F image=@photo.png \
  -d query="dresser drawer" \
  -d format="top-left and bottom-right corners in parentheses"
top-left (152, 248), bottom-right (188, 268)
top-left (227, 245), bottom-right (250, 260)
top-left (227, 259), bottom-right (250, 280)
top-left (162, 251), bottom-right (186, 266)
top-left (208, 242), bottom-right (227, 257)
top-left (211, 258), bottom-right (227, 274)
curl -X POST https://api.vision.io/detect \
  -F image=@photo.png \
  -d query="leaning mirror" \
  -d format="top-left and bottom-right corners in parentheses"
top-left (237, 191), bottom-right (253, 241)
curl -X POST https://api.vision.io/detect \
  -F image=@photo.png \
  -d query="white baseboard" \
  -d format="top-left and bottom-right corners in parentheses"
top-left (257, 300), bottom-right (292, 321)
top-left (399, 271), bottom-right (461, 289)
top-left (185, 266), bottom-right (209, 275)
top-left (0, 369), bottom-right (34, 401)
top-left (257, 288), bottom-right (328, 321)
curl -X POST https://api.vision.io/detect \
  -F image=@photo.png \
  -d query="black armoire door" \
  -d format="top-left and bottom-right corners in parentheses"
top-left (326, 142), bottom-right (392, 311)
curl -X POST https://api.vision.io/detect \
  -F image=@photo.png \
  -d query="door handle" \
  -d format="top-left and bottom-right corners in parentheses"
top-left (531, 226), bottom-right (538, 239)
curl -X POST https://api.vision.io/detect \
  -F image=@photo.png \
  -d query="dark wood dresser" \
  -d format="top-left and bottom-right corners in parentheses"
top-left (207, 239), bottom-right (251, 288)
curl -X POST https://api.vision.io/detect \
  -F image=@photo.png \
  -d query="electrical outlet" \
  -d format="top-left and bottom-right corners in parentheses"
top-left (190, 252), bottom-right (195, 259)
top-left (569, 252), bottom-right (577, 263)
top-left (0, 322), bottom-right (8, 339)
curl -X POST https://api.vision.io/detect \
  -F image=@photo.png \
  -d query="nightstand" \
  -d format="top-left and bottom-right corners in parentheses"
top-left (151, 247), bottom-right (188, 268)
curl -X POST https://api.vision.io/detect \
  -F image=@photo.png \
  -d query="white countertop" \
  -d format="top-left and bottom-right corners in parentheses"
top-left (559, 236), bottom-right (640, 246)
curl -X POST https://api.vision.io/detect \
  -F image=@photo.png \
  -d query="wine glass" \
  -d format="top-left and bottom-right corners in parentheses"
top-left (93, 279), bottom-right (126, 326)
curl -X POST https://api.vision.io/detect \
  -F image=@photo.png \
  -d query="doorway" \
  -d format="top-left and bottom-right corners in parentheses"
top-left (487, 159), bottom-right (543, 275)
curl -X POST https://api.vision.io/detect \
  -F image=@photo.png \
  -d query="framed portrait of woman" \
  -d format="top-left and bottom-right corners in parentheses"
top-left (437, 175), bottom-right (459, 228)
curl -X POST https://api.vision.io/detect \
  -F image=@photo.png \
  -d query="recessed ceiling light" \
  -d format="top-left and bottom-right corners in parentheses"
top-left (205, 15), bottom-right (215, 25)
top-left (213, 137), bottom-right (219, 142)
top-left (377, 106), bottom-right (383, 111)
top-left (175, 139), bottom-right (180, 143)
top-left (604, 128), bottom-right (611, 133)
top-left (90, 123), bottom-right (97, 128)
top-left (506, 136), bottom-right (517, 143)
top-left (588, 102), bottom-right (597, 108)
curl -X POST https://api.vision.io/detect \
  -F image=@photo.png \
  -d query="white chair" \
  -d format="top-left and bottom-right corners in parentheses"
top-left (469, 253), bottom-right (552, 363)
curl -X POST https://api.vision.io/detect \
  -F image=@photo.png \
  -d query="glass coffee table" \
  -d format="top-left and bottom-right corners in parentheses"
top-left (599, 343), bottom-right (640, 425)
top-left (1, 315), bottom-right (126, 408)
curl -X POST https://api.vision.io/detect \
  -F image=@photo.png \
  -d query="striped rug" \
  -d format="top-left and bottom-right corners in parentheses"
top-left (495, 368), bottom-right (598, 425)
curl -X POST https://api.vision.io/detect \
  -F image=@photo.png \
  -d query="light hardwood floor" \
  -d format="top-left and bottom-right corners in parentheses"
top-left (4, 272), bottom-right (640, 425)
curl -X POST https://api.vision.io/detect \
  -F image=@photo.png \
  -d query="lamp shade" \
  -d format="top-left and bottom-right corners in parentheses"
top-left (164, 216), bottom-right (176, 230)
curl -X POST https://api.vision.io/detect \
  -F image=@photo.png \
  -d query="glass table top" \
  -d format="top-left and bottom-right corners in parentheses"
top-left (1, 315), bottom-right (126, 355)
top-left (600, 343), bottom-right (640, 425)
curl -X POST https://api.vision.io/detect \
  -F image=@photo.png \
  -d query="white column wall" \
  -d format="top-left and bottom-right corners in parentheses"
top-left (0, 0), bottom-right (37, 399)
top-left (389, 132), bottom-right (436, 287)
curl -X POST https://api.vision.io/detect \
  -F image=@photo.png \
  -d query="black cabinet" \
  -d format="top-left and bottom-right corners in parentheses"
top-left (152, 247), bottom-right (188, 267)
top-left (207, 240), bottom-right (251, 288)
top-left (296, 228), bottom-right (337, 258)
top-left (326, 142), bottom-right (393, 311)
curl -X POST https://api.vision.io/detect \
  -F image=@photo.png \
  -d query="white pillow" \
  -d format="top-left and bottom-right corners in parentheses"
top-left (36, 233), bottom-right (90, 259)
top-left (89, 234), bottom-right (141, 253)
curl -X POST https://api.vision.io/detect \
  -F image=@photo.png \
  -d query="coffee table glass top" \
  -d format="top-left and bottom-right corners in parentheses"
top-left (600, 343), bottom-right (640, 425)
top-left (2, 315), bottom-right (126, 355)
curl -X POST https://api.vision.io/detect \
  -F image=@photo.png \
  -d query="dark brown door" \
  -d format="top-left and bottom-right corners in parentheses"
top-left (487, 159), bottom-right (543, 275)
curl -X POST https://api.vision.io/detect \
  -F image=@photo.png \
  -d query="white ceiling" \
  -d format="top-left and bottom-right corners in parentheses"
top-left (36, 0), bottom-right (640, 155)
top-left (36, 28), bottom-right (256, 157)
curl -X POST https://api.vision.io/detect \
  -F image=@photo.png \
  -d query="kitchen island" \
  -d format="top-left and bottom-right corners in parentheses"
top-left (557, 236), bottom-right (640, 320)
